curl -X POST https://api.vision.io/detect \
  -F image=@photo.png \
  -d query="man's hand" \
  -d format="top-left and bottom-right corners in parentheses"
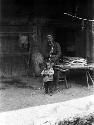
top-left (51, 55), bottom-right (59, 61)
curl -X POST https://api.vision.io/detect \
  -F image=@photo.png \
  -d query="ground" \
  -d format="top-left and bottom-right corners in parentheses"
top-left (0, 73), bottom-right (94, 113)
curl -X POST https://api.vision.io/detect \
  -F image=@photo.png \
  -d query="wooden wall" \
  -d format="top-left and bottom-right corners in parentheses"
top-left (0, 18), bottom-right (46, 77)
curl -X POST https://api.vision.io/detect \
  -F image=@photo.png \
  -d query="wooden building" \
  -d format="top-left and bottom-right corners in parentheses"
top-left (0, 0), bottom-right (94, 77)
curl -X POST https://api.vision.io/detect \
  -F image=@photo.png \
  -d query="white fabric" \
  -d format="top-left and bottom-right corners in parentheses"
top-left (41, 68), bottom-right (54, 82)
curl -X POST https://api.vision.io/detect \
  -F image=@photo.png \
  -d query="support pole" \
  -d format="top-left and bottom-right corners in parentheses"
top-left (86, 71), bottom-right (89, 88)
top-left (87, 71), bottom-right (94, 85)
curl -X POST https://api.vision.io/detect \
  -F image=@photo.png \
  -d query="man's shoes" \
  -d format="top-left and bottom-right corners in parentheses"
top-left (44, 89), bottom-right (53, 96)
top-left (49, 90), bottom-right (53, 96)
top-left (49, 93), bottom-right (52, 96)
top-left (45, 90), bottom-right (48, 94)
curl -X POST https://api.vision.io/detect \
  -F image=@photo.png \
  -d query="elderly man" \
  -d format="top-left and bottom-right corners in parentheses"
top-left (45, 34), bottom-right (62, 92)
top-left (46, 34), bottom-right (61, 64)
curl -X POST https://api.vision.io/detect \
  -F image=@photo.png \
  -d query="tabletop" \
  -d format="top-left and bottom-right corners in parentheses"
top-left (55, 63), bottom-right (94, 70)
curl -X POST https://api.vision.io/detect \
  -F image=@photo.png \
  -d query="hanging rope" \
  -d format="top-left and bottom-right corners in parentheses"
top-left (64, 12), bottom-right (94, 22)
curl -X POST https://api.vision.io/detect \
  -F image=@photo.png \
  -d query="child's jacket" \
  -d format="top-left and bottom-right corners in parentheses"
top-left (41, 68), bottom-right (54, 82)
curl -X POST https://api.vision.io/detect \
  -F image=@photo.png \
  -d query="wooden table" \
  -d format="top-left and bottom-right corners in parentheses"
top-left (55, 64), bottom-right (94, 88)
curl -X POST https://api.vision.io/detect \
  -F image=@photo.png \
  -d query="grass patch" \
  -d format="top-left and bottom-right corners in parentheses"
top-left (58, 113), bottom-right (94, 125)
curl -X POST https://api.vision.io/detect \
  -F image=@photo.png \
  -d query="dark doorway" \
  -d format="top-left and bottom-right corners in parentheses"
top-left (55, 27), bottom-right (76, 57)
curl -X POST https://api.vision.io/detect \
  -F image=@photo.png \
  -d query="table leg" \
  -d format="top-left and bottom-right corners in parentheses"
top-left (86, 71), bottom-right (89, 88)
top-left (65, 76), bottom-right (68, 89)
top-left (87, 71), bottom-right (94, 85)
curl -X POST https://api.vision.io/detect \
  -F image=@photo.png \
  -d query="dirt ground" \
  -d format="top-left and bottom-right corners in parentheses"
top-left (0, 74), bottom-right (94, 113)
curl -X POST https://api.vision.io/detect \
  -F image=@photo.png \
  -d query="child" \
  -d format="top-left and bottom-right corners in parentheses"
top-left (41, 62), bottom-right (54, 95)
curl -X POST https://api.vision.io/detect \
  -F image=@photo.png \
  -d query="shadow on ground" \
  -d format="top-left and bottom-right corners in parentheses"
top-left (0, 77), bottom-right (36, 90)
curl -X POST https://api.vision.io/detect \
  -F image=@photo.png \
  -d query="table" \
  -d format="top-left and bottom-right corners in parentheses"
top-left (55, 63), bottom-right (94, 88)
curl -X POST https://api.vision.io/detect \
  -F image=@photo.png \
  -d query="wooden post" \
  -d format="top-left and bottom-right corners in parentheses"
top-left (91, 21), bottom-right (94, 62)
top-left (31, 18), bottom-right (44, 76)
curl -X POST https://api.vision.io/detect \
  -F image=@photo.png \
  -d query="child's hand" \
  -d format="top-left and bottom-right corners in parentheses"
top-left (43, 74), bottom-right (46, 77)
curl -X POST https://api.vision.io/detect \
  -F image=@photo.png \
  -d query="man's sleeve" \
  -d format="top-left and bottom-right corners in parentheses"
top-left (56, 42), bottom-right (61, 57)
top-left (41, 70), bottom-right (44, 75)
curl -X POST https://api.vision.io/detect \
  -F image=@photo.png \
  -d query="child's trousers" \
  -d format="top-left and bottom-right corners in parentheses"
top-left (44, 81), bottom-right (53, 94)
